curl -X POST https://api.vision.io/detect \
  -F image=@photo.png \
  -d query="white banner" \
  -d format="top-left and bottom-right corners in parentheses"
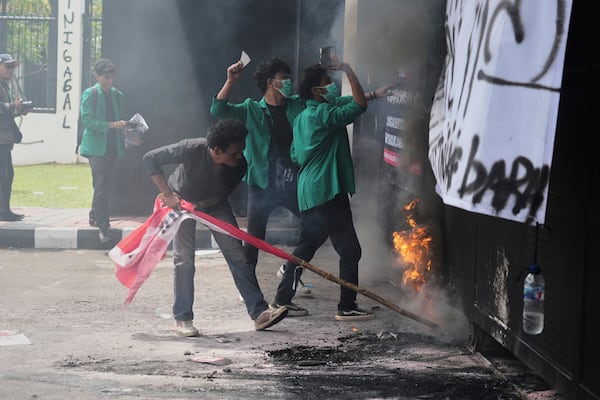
top-left (428, 0), bottom-right (572, 224)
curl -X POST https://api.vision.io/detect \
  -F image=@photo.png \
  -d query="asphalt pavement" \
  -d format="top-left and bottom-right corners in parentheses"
top-left (0, 208), bottom-right (563, 399)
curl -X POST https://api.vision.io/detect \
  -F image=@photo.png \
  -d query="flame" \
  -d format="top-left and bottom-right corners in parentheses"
top-left (392, 199), bottom-right (433, 291)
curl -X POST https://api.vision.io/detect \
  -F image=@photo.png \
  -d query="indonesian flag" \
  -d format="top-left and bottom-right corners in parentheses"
top-left (109, 196), bottom-right (294, 304)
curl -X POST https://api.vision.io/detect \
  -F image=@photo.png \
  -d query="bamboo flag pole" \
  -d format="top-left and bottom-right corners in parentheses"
top-left (111, 199), bottom-right (442, 330)
top-left (292, 255), bottom-right (441, 330)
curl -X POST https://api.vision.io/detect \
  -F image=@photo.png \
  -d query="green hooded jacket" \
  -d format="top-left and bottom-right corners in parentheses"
top-left (291, 96), bottom-right (365, 211)
top-left (79, 83), bottom-right (126, 158)
top-left (210, 95), bottom-right (305, 189)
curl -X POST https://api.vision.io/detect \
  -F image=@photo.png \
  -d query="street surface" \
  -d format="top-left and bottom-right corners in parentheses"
top-left (0, 245), bottom-right (559, 399)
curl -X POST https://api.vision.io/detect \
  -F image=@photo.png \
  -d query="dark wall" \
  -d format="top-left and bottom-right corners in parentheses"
top-left (351, 0), bottom-right (447, 278)
top-left (441, 0), bottom-right (600, 398)
top-left (349, 0), bottom-right (599, 398)
top-left (102, 0), bottom-right (343, 215)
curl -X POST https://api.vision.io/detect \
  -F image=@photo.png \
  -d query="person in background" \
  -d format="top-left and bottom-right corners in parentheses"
top-left (273, 58), bottom-right (377, 321)
top-left (0, 53), bottom-right (28, 221)
top-left (79, 58), bottom-right (128, 244)
top-left (142, 119), bottom-right (288, 337)
top-left (210, 56), bottom-right (312, 316)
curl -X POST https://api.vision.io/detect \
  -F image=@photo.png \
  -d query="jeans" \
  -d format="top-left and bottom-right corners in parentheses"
top-left (244, 183), bottom-right (299, 268)
top-left (0, 145), bottom-right (14, 214)
top-left (274, 194), bottom-right (361, 311)
top-left (88, 155), bottom-right (116, 231)
top-left (172, 202), bottom-right (269, 321)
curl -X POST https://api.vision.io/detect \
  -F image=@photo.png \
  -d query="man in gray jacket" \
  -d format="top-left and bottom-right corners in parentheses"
top-left (143, 119), bottom-right (288, 337)
top-left (0, 53), bottom-right (27, 221)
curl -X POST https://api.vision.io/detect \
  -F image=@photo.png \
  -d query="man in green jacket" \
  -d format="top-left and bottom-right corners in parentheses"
top-left (79, 58), bottom-right (128, 244)
top-left (210, 57), bottom-right (310, 316)
top-left (273, 60), bottom-right (376, 321)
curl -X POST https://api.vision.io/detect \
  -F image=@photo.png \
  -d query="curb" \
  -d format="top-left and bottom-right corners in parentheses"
top-left (0, 225), bottom-right (299, 250)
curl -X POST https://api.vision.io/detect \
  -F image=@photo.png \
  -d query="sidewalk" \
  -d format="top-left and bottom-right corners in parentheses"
top-left (0, 207), bottom-right (299, 250)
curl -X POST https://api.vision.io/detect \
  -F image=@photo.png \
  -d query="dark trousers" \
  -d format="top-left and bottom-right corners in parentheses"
top-left (0, 145), bottom-right (14, 214)
top-left (88, 155), bottom-right (116, 231)
top-left (244, 183), bottom-right (300, 267)
top-left (274, 193), bottom-right (361, 311)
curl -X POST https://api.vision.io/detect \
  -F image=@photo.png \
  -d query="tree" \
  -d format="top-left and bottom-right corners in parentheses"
top-left (0, 0), bottom-right (52, 63)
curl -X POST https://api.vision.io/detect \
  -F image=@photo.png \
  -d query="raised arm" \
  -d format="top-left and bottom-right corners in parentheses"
top-left (337, 62), bottom-right (367, 109)
top-left (216, 60), bottom-right (244, 100)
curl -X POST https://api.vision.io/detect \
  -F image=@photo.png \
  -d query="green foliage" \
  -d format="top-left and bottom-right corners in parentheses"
top-left (4, 0), bottom-right (51, 15)
top-left (3, 0), bottom-right (103, 64)
top-left (3, 0), bottom-right (52, 63)
top-left (12, 163), bottom-right (93, 208)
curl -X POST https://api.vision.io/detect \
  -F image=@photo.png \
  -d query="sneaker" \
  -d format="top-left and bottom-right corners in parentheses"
top-left (98, 230), bottom-right (111, 244)
top-left (174, 320), bottom-right (199, 337)
top-left (276, 264), bottom-right (285, 278)
top-left (270, 301), bottom-right (308, 317)
top-left (335, 306), bottom-right (376, 321)
top-left (276, 264), bottom-right (313, 296)
top-left (297, 280), bottom-right (313, 296)
top-left (254, 306), bottom-right (288, 331)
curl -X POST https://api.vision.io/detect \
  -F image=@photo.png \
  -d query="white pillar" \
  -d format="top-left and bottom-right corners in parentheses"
top-left (343, 0), bottom-right (359, 152)
top-left (13, 0), bottom-right (84, 165)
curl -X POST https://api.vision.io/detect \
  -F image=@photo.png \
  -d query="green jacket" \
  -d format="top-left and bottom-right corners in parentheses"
top-left (291, 96), bottom-right (366, 211)
top-left (210, 95), bottom-right (305, 189)
top-left (79, 83), bottom-right (126, 157)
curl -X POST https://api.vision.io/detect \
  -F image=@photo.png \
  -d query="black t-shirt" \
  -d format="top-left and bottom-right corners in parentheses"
top-left (104, 90), bottom-right (118, 157)
top-left (267, 103), bottom-right (292, 151)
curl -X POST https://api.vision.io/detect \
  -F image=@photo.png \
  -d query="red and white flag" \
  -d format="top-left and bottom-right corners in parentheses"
top-left (109, 196), bottom-right (294, 303)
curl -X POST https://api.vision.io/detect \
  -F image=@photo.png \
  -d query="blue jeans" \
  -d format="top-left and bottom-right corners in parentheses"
top-left (274, 194), bottom-right (361, 311)
top-left (172, 202), bottom-right (269, 321)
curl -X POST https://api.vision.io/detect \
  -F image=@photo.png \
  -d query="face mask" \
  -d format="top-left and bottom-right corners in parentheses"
top-left (319, 82), bottom-right (338, 103)
top-left (273, 78), bottom-right (292, 98)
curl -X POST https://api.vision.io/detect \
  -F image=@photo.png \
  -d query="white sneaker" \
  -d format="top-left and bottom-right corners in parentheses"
top-left (298, 280), bottom-right (313, 296)
top-left (174, 320), bottom-right (199, 337)
top-left (277, 264), bottom-right (313, 296)
top-left (276, 264), bottom-right (286, 278)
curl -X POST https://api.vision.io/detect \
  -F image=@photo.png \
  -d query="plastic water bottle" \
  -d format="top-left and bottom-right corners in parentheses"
top-left (523, 263), bottom-right (545, 335)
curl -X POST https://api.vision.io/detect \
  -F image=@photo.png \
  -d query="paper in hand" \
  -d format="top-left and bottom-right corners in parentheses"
top-left (122, 113), bottom-right (149, 149)
top-left (240, 50), bottom-right (251, 68)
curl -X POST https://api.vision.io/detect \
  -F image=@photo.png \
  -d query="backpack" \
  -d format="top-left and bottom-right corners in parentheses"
top-left (75, 86), bottom-right (98, 154)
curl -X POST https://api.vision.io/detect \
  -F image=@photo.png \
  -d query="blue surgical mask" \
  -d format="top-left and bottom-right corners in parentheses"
top-left (318, 82), bottom-right (338, 102)
top-left (273, 78), bottom-right (292, 98)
